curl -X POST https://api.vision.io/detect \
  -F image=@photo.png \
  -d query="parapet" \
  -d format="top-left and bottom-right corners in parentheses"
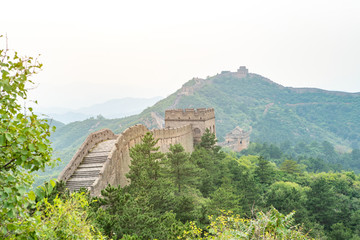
top-left (235, 66), bottom-right (249, 79)
top-left (165, 108), bottom-right (215, 121)
top-left (237, 66), bottom-right (248, 74)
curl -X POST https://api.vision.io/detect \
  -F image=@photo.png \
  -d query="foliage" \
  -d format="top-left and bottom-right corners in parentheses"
top-left (254, 156), bottom-right (275, 186)
top-left (127, 132), bottom-right (164, 189)
top-left (0, 36), bottom-right (61, 238)
top-left (91, 184), bottom-right (184, 240)
top-left (164, 144), bottom-right (199, 193)
top-left (199, 128), bottom-right (217, 150)
top-left (0, 37), bottom-right (104, 239)
top-left (85, 128), bottom-right (360, 239)
top-left (35, 192), bottom-right (105, 240)
top-left (180, 209), bottom-right (310, 239)
top-left (40, 66), bottom-right (360, 183)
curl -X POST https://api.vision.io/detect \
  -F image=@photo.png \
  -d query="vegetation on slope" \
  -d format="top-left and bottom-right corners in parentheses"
top-left (44, 70), bottom-right (360, 182)
top-left (83, 131), bottom-right (360, 239)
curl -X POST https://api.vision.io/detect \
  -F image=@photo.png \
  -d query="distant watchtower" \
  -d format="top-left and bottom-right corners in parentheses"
top-left (165, 108), bottom-right (216, 144)
top-left (235, 66), bottom-right (248, 78)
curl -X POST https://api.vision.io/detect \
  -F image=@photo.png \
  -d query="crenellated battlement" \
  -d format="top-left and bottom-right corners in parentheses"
top-left (165, 108), bottom-right (215, 121)
top-left (165, 108), bottom-right (216, 144)
top-left (235, 66), bottom-right (248, 78)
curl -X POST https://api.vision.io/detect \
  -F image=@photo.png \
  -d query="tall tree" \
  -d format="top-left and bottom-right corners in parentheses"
top-left (306, 176), bottom-right (337, 230)
top-left (165, 144), bottom-right (198, 193)
top-left (254, 156), bottom-right (275, 186)
top-left (280, 159), bottom-right (302, 175)
top-left (127, 132), bottom-right (164, 189)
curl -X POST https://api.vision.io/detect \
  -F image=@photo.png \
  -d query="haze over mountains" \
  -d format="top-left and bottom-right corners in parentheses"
top-left (36, 97), bottom-right (163, 123)
top-left (37, 68), bottom-right (360, 184)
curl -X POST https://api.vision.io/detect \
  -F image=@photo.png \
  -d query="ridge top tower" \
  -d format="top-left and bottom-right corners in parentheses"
top-left (165, 108), bottom-right (216, 144)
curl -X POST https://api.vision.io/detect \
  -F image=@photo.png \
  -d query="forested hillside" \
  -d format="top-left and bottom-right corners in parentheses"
top-left (3, 46), bottom-right (360, 238)
top-left (41, 71), bottom-right (360, 183)
top-left (48, 131), bottom-right (360, 239)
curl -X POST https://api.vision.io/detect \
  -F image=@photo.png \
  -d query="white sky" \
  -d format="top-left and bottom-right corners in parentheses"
top-left (1, 0), bottom-right (360, 109)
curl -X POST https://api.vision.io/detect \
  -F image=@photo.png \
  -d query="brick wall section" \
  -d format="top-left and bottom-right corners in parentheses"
top-left (57, 129), bottom-right (116, 182)
top-left (165, 108), bottom-right (216, 143)
top-left (153, 124), bottom-right (194, 153)
top-left (87, 124), bottom-right (193, 196)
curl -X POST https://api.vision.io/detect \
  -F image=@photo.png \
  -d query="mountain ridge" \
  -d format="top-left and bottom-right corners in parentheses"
top-left (37, 68), bottom-right (360, 184)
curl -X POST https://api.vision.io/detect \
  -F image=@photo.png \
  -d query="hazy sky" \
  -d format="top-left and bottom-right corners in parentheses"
top-left (2, 0), bottom-right (360, 109)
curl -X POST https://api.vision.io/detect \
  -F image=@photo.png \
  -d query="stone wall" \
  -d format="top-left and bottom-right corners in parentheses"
top-left (165, 108), bottom-right (216, 143)
top-left (235, 66), bottom-right (248, 78)
top-left (89, 124), bottom-right (194, 196)
top-left (57, 129), bottom-right (116, 182)
top-left (165, 108), bottom-right (215, 121)
top-left (90, 125), bottom-right (148, 195)
top-left (219, 126), bottom-right (251, 152)
top-left (153, 124), bottom-right (194, 153)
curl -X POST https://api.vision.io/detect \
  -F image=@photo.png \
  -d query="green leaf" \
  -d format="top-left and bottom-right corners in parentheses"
top-left (28, 190), bottom-right (36, 201)
top-left (5, 132), bottom-right (12, 142)
top-left (29, 143), bottom-right (35, 151)
top-left (35, 187), bottom-right (45, 200)
top-left (18, 135), bottom-right (27, 143)
top-left (0, 134), bottom-right (5, 146)
top-left (7, 209), bottom-right (15, 218)
top-left (38, 143), bottom-right (46, 153)
top-left (49, 179), bottom-right (56, 188)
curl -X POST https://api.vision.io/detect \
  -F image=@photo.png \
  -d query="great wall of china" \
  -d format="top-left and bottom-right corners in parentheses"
top-left (58, 108), bottom-right (215, 196)
top-left (58, 67), bottom-right (252, 196)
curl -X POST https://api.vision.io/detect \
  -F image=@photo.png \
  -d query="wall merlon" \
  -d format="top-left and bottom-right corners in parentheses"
top-left (165, 108), bottom-right (215, 121)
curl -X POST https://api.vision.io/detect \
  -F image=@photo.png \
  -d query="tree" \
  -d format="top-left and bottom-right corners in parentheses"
top-left (280, 159), bottom-right (302, 175)
top-left (36, 192), bottom-right (105, 239)
top-left (92, 183), bottom-right (184, 239)
top-left (306, 176), bottom-right (337, 229)
top-left (192, 129), bottom-right (226, 197)
top-left (199, 128), bottom-right (221, 154)
top-left (180, 208), bottom-right (311, 239)
top-left (0, 36), bottom-right (58, 237)
top-left (254, 156), bottom-right (275, 186)
top-left (208, 182), bottom-right (242, 216)
top-left (165, 144), bottom-right (198, 193)
top-left (266, 181), bottom-right (309, 223)
top-left (127, 132), bottom-right (164, 189)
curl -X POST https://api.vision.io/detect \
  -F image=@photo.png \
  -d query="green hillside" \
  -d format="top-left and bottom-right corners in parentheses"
top-left (38, 71), bottom-right (360, 183)
top-left (144, 72), bottom-right (360, 148)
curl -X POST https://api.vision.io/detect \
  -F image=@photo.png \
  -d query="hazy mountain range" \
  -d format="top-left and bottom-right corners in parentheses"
top-left (36, 97), bottom-right (163, 124)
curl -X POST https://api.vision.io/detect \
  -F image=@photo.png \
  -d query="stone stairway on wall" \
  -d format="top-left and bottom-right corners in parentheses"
top-left (65, 139), bottom-right (116, 192)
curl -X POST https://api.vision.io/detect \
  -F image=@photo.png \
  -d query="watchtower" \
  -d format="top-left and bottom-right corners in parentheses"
top-left (165, 108), bottom-right (216, 144)
top-left (235, 66), bottom-right (248, 78)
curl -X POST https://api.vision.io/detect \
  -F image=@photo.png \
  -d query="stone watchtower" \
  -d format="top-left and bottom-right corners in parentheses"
top-left (235, 66), bottom-right (248, 78)
top-left (165, 108), bottom-right (216, 144)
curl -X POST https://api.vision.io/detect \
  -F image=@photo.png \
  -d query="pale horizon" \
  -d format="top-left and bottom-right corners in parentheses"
top-left (2, 0), bottom-right (360, 109)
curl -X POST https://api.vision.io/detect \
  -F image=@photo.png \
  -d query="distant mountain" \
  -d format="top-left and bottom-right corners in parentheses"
top-left (36, 97), bottom-right (163, 123)
top-left (36, 68), bottom-right (360, 184)
top-left (46, 119), bottom-right (65, 129)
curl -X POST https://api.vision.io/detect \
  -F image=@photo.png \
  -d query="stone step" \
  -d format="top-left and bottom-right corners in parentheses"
top-left (65, 139), bottom-right (117, 192)
top-left (86, 152), bottom-right (110, 157)
top-left (66, 177), bottom-right (97, 187)
top-left (78, 163), bottom-right (104, 169)
top-left (82, 157), bottom-right (107, 163)
top-left (84, 154), bottom-right (108, 159)
top-left (75, 167), bottom-right (102, 172)
top-left (72, 169), bottom-right (101, 178)
top-left (66, 186), bottom-right (91, 192)
top-left (67, 177), bottom-right (97, 182)
top-left (72, 173), bottom-right (100, 178)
